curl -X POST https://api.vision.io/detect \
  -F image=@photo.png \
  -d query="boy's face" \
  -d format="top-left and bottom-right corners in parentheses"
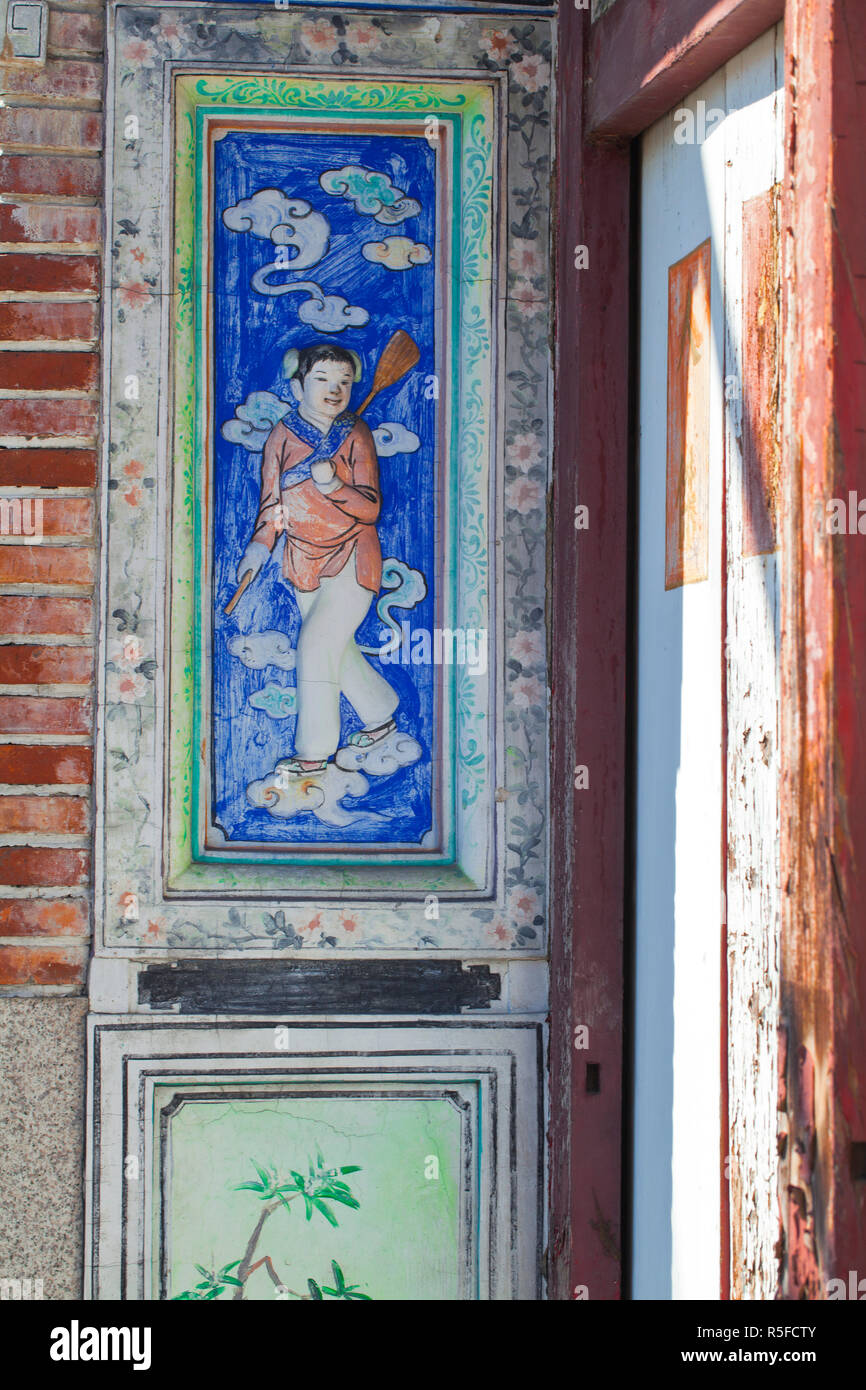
top-left (296, 359), bottom-right (354, 421)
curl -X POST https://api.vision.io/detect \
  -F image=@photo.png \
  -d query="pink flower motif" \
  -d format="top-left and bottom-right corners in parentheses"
top-left (509, 242), bottom-right (544, 278)
top-left (488, 920), bottom-right (511, 943)
top-left (113, 671), bottom-right (147, 703)
top-left (131, 247), bottom-right (146, 265)
top-left (507, 431), bottom-right (543, 473)
top-left (511, 629), bottom-right (545, 665)
top-left (122, 486), bottom-right (141, 508)
top-left (155, 16), bottom-right (192, 54)
top-left (121, 636), bottom-right (142, 665)
top-left (511, 53), bottom-right (550, 93)
top-left (304, 913), bottom-right (323, 933)
top-left (118, 281), bottom-right (150, 310)
top-left (508, 886), bottom-right (542, 924)
top-left (118, 891), bottom-right (138, 921)
top-left (340, 912), bottom-right (358, 933)
top-left (481, 28), bottom-right (517, 62)
top-left (299, 18), bottom-right (339, 55)
top-left (344, 20), bottom-right (379, 53)
top-left (124, 458), bottom-right (145, 478)
top-left (510, 282), bottom-right (544, 320)
top-left (505, 476), bottom-right (545, 513)
top-left (511, 675), bottom-right (546, 710)
top-left (121, 38), bottom-right (157, 66)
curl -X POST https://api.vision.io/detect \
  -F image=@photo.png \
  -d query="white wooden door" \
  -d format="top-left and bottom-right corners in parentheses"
top-left (631, 25), bottom-right (784, 1300)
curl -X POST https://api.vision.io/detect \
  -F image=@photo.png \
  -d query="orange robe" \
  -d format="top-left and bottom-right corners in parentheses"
top-left (250, 416), bottom-right (382, 594)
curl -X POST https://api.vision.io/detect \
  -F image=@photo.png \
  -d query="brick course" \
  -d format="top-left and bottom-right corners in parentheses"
top-left (0, 545), bottom-right (95, 584)
top-left (0, 5), bottom-right (102, 993)
top-left (0, 303), bottom-right (98, 342)
top-left (0, 596), bottom-right (93, 634)
top-left (0, 204), bottom-right (101, 245)
top-left (0, 795), bottom-right (88, 835)
top-left (0, 696), bottom-right (93, 735)
top-left (1, 58), bottom-right (103, 103)
top-left (0, 648), bottom-right (93, 685)
top-left (0, 447), bottom-right (97, 487)
top-left (0, 352), bottom-right (98, 392)
top-left (0, 155), bottom-right (103, 198)
top-left (0, 253), bottom-right (100, 294)
top-left (0, 946), bottom-right (86, 988)
top-left (0, 498), bottom-right (94, 536)
top-left (0, 898), bottom-right (88, 937)
top-left (46, 10), bottom-right (105, 57)
top-left (0, 107), bottom-right (103, 153)
top-left (0, 744), bottom-right (92, 785)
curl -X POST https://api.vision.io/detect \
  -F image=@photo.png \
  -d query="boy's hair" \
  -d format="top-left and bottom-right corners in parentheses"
top-left (294, 343), bottom-right (357, 384)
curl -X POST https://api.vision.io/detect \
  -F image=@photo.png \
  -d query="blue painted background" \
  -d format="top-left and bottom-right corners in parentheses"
top-left (211, 129), bottom-right (437, 846)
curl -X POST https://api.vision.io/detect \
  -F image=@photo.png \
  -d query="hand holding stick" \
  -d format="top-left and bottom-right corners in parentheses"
top-left (225, 570), bottom-right (253, 616)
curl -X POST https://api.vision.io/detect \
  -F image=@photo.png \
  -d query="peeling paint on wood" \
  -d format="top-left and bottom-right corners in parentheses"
top-left (723, 29), bottom-right (784, 1301)
top-left (666, 239), bottom-right (712, 589)
top-left (741, 185), bottom-right (781, 557)
top-left (779, 0), bottom-right (866, 1299)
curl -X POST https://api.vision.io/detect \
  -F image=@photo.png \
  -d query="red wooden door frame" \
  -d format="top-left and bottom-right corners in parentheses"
top-left (776, 0), bottom-right (866, 1301)
top-left (549, 0), bottom-right (866, 1302)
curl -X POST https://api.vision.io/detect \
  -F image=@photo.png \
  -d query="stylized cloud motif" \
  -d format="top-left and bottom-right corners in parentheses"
top-left (222, 189), bottom-right (330, 270)
top-left (247, 763), bottom-right (388, 827)
top-left (221, 391), bottom-right (289, 452)
top-left (248, 274), bottom-right (369, 332)
top-left (381, 557), bottom-right (428, 609)
top-left (372, 422), bottom-right (421, 456)
top-left (294, 286), bottom-right (369, 331)
top-left (319, 166), bottom-right (422, 224)
top-left (227, 631), bottom-right (296, 671)
top-left (334, 729), bottom-right (423, 776)
top-left (361, 237), bottom-right (432, 271)
top-left (359, 557), bottom-right (428, 654)
top-left (248, 682), bottom-right (297, 719)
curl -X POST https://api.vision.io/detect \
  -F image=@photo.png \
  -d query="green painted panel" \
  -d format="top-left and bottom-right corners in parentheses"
top-left (158, 1087), bottom-right (471, 1301)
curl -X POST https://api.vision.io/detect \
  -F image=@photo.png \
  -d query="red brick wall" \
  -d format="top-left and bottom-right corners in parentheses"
top-left (0, 1), bottom-right (103, 994)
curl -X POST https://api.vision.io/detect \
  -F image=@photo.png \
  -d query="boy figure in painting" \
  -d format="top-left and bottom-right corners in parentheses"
top-left (237, 343), bottom-right (399, 776)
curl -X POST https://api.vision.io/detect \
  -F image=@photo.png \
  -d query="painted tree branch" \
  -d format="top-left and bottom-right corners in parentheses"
top-left (233, 1203), bottom-right (277, 1301)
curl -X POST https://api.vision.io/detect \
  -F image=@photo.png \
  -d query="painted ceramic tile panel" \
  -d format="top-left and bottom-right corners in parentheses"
top-left (210, 129), bottom-right (440, 853)
top-left (157, 1088), bottom-right (468, 1301)
top-left (665, 239), bottom-right (712, 589)
top-left (174, 69), bottom-right (494, 885)
top-left (100, 4), bottom-right (551, 950)
top-left (86, 1019), bottom-right (542, 1300)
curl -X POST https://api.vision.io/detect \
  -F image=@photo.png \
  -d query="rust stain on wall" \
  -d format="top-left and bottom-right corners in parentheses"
top-left (741, 185), bottom-right (781, 557)
top-left (665, 239), bottom-right (712, 589)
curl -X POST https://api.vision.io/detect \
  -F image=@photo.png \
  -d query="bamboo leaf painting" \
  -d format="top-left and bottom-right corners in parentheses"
top-left (173, 1157), bottom-right (372, 1302)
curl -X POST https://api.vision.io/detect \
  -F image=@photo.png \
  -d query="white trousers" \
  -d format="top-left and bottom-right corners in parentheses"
top-left (292, 555), bottom-right (399, 760)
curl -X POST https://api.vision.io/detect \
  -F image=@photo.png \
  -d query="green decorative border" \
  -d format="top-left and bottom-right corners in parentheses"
top-left (168, 72), bottom-right (495, 892)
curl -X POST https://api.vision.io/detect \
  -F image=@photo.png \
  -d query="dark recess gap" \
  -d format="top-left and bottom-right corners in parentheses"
top-left (850, 1142), bottom-right (866, 1181)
